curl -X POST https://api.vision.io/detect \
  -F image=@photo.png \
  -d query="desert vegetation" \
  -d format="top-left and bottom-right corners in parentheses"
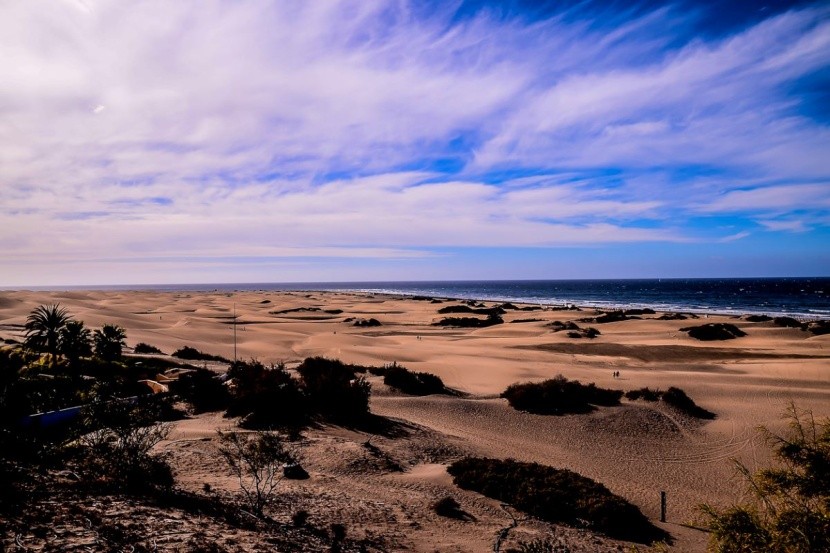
top-left (626, 387), bottom-right (716, 419)
top-left (434, 313), bottom-right (504, 327)
top-left (681, 323), bottom-right (747, 341)
top-left (172, 345), bottom-right (230, 362)
top-left (447, 457), bottom-right (665, 543)
top-left (700, 404), bottom-right (829, 552)
top-left (501, 375), bottom-right (623, 415)
top-left (381, 363), bottom-right (452, 396)
top-left (133, 342), bottom-right (165, 354)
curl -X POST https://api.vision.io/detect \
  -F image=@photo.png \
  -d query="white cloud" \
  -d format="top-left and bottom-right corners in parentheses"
top-left (0, 1), bottom-right (828, 284)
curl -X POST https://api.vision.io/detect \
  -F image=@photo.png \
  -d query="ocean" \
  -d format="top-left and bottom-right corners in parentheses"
top-left (58, 277), bottom-right (830, 319)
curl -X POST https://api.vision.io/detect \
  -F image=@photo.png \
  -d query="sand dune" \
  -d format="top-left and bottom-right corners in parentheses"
top-left (1, 289), bottom-right (827, 552)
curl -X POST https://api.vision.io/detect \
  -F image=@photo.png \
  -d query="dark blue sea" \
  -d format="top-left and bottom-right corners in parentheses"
top-left (53, 278), bottom-right (830, 319)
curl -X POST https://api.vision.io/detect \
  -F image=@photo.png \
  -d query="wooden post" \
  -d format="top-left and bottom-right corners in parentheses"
top-left (660, 491), bottom-right (667, 522)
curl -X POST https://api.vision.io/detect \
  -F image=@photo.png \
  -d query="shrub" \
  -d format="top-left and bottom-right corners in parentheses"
top-left (383, 363), bottom-right (449, 396)
top-left (292, 509), bottom-right (310, 527)
top-left (434, 314), bottom-right (504, 328)
top-left (78, 395), bottom-right (173, 491)
top-left (433, 496), bottom-right (466, 519)
top-left (773, 316), bottom-right (803, 329)
top-left (447, 457), bottom-right (664, 542)
top-left (805, 320), bottom-right (830, 336)
top-left (501, 375), bottom-right (622, 415)
top-left (680, 323), bottom-right (746, 341)
top-left (352, 318), bottom-right (382, 327)
top-left (296, 357), bottom-right (371, 423)
top-left (438, 305), bottom-right (505, 316)
top-left (745, 315), bottom-right (773, 322)
top-left (625, 387), bottom-right (663, 402)
top-left (226, 359), bottom-right (306, 428)
top-left (662, 387), bottom-right (716, 419)
top-left (217, 430), bottom-right (295, 517)
top-left (134, 342), bottom-right (164, 355)
top-left (170, 368), bottom-right (230, 413)
top-left (172, 346), bottom-right (230, 363)
top-left (700, 404), bottom-right (830, 552)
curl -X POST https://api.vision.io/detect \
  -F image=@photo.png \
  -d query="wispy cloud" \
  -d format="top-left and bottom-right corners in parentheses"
top-left (0, 0), bottom-right (828, 284)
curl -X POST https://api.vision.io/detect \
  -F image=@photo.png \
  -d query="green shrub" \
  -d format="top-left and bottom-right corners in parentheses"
top-left (296, 357), bottom-right (371, 423)
top-left (134, 342), bottom-right (164, 354)
top-left (170, 368), bottom-right (230, 413)
top-left (662, 387), bottom-right (715, 419)
top-left (700, 404), bottom-right (829, 552)
top-left (448, 457), bottom-right (664, 542)
top-left (625, 387), bottom-right (663, 402)
top-left (501, 375), bottom-right (623, 415)
top-left (172, 346), bottom-right (230, 363)
top-left (383, 363), bottom-right (449, 396)
top-left (434, 314), bottom-right (504, 328)
top-left (226, 359), bottom-right (306, 428)
top-left (680, 323), bottom-right (746, 341)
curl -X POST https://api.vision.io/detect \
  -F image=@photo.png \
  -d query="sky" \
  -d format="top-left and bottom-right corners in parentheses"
top-left (1, 0), bottom-right (829, 286)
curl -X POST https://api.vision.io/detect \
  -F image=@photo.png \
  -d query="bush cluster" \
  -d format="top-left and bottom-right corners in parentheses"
top-left (501, 375), bottom-right (623, 415)
top-left (438, 305), bottom-right (505, 316)
top-left (134, 342), bottom-right (164, 354)
top-left (172, 346), bottom-right (230, 363)
top-left (382, 363), bottom-right (449, 396)
top-left (680, 323), bottom-right (746, 341)
top-left (626, 386), bottom-right (715, 419)
top-left (226, 360), bottom-right (306, 428)
top-left (447, 457), bottom-right (664, 542)
top-left (434, 314), bottom-right (504, 328)
top-left (296, 357), bottom-right (371, 423)
top-left (169, 368), bottom-right (230, 414)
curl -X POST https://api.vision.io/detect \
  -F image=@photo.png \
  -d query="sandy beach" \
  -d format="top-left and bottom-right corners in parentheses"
top-left (1, 289), bottom-right (828, 552)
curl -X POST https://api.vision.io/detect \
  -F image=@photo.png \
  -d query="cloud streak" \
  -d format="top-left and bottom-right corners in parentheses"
top-left (0, 0), bottom-right (828, 284)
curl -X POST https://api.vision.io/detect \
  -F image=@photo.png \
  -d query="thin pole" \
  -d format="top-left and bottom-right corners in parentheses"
top-left (660, 491), bottom-right (667, 523)
top-left (233, 303), bottom-right (237, 363)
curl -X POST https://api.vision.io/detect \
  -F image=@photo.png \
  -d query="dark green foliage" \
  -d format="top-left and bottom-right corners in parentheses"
top-left (773, 316), bottom-right (803, 328)
top-left (226, 359), bottom-right (306, 428)
top-left (434, 313), bottom-right (504, 327)
top-left (353, 318), bottom-right (382, 327)
top-left (681, 323), bottom-right (747, 341)
top-left (134, 342), bottom-right (164, 354)
top-left (94, 324), bottom-right (127, 361)
top-left (625, 387), bottom-right (663, 401)
top-left (383, 363), bottom-right (449, 396)
top-left (625, 386), bottom-right (715, 419)
top-left (805, 320), bottom-right (830, 335)
top-left (548, 320), bottom-right (579, 331)
top-left (745, 314), bottom-right (773, 322)
top-left (501, 375), bottom-right (623, 415)
top-left (77, 395), bottom-right (174, 492)
top-left (59, 320), bottom-right (92, 364)
top-left (433, 496), bottom-right (467, 519)
top-left (296, 357), bottom-right (371, 423)
top-left (447, 457), bottom-right (664, 542)
top-left (438, 305), bottom-right (505, 316)
top-left (170, 368), bottom-right (229, 413)
top-left (624, 308), bottom-right (655, 315)
top-left (24, 304), bottom-right (71, 357)
top-left (662, 387), bottom-right (716, 419)
top-left (700, 405), bottom-right (830, 553)
top-left (172, 346), bottom-right (229, 363)
top-left (657, 313), bottom-right (690, 320)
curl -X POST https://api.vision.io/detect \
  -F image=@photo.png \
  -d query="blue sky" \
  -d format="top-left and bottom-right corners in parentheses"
top-left (1, 0), bottom-right (828, 286)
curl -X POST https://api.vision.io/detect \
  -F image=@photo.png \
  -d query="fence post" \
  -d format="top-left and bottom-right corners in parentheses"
top-left (660, 491), bottom-right (667, 522)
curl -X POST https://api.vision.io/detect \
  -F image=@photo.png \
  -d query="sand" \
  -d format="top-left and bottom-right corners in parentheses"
top-left (2, 289), bottom-right (828, 552)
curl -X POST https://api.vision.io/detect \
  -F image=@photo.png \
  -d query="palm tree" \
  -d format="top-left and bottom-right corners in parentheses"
top-left (24, 304), bottom-right (71, 357)
top-left (59, 320), bottom-right (92, 365)
top-left (94, 324), bottom-right (127, 362)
